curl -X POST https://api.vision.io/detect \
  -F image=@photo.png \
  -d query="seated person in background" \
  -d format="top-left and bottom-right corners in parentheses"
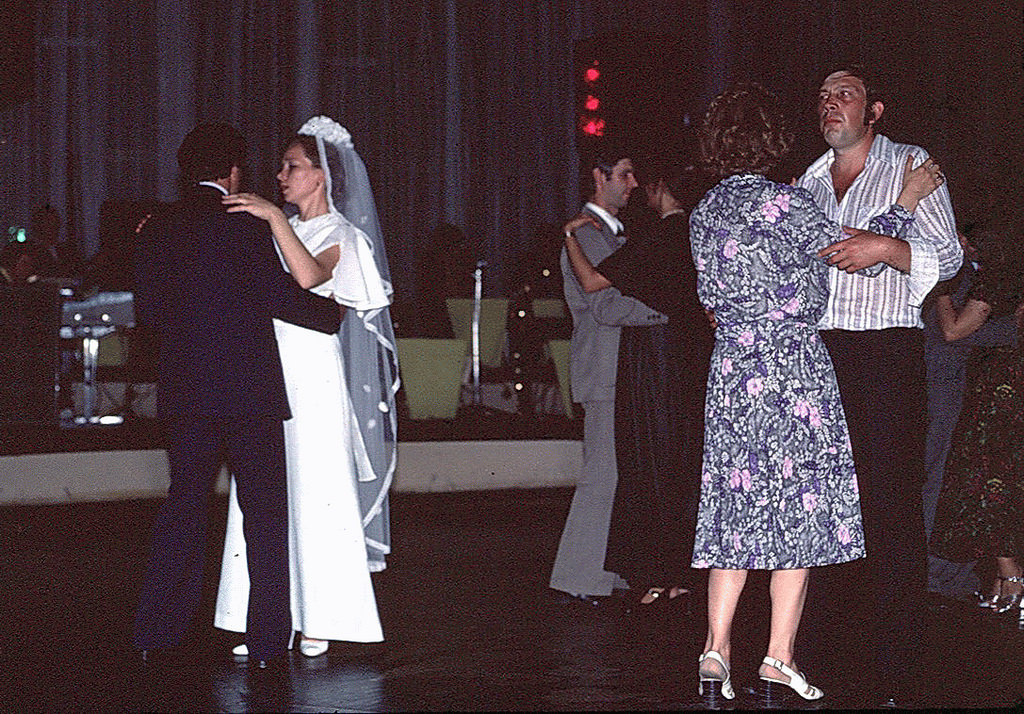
top-left (29, 205), bottom-right (81, 281)
top-left (1, 238), bottom-right (50, 285)
top-left (394, 222), bottom-right (479, 338)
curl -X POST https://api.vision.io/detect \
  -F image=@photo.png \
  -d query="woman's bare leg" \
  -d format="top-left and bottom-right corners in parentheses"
top-left (760, 568), bottom-right (809, 680)
top-left (700, 568), bottom-right (748, 678)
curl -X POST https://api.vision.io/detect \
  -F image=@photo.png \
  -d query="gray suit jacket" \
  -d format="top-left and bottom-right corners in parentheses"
top-left (561, 205), bottom-right (667, 404)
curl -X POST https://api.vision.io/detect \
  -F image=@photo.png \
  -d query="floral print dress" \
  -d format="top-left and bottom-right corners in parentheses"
top-left (931, 270), bottom-right (1024, 562)
top-left (689, 174), bottom-right (913, 569)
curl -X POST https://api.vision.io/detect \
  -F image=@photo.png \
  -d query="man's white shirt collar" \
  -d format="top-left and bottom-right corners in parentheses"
top-left (805, 134), bottom-right (900, 180)
top-left (198, 181), bottom-right (229, 195)
top-left (585, 202), bottom-right (623, 236)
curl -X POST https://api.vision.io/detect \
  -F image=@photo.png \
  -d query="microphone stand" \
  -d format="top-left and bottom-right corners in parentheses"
top-left (471, 260), bottom-right (485, 405)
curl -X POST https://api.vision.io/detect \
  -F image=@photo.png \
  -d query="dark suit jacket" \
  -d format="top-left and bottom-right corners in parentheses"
top-left (134, 184), bottom-right (340, 420)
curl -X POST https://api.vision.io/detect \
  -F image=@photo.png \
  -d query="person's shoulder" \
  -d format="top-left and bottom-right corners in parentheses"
top-left (576, 205), bottom-right (611, 238)
top-left (799, 147), bottom-right (831, 178)
top-left (873, 134), bottom-right (928, 163)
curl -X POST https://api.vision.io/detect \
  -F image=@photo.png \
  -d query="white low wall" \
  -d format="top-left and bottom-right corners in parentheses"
top-left (0, 440), bottom-right (582, 505)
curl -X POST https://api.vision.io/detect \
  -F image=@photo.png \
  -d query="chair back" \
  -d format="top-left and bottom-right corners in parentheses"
top-left (396, 338), bottom-right (468, 419)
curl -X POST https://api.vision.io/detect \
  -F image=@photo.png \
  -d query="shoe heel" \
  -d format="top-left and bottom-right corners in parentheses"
top-left (699, 678), bottom-right (727, 708)
top-left (758, 678), bottom-right (789, 708)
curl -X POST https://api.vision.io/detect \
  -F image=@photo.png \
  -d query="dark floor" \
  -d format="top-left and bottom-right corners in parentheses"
top-left (1, 488), bottom-right (1023, 712)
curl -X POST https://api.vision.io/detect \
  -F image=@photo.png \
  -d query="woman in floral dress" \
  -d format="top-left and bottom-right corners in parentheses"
top-left (688, 84), bottom-right (943, 704)
top-left (931, 221), bottom-right (1024, 614)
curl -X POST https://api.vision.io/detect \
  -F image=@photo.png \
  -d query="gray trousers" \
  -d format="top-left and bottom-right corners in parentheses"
top-left (923, 354), bottom-right (980, 597)
top-left (549, 399), bottom-right (628, 596)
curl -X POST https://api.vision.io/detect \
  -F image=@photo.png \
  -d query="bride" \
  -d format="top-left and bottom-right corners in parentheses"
top-left (214, 116), bottom-right (398, 657)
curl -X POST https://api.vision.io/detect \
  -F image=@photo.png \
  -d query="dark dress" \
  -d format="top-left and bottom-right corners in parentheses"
top-left (598, 211), bottom-right (714, 588)
top-left (931, 266), bottom-right (1024, 562)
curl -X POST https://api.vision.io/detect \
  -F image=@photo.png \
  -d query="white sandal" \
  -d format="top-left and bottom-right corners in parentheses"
top-left (759, 656), bottom-right (824, 700)
top-left (698, 650), bottom-right (735, 700)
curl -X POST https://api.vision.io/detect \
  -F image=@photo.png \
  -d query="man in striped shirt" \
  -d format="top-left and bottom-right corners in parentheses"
top-left (797, 66), bottom-right (962, 706)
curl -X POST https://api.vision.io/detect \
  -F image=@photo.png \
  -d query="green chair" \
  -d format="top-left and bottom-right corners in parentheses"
top-left (545, 338), bottom-right (573, 418)
top-left (445, 298), bottom-right (509, 369)
top-left (396, 338), bottom-right (468, 420)
top-left (531, 298), bottom-right (566, 319)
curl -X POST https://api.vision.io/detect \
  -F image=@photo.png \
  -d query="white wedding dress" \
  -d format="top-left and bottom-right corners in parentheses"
top-left (214, 211), bottom-right (389, 643)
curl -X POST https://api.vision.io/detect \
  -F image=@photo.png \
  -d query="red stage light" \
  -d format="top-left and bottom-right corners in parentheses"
top-left (584, 95), bottom-right (600, 111)
top-left (581, 118), bottom-right (605, 137)
top-left (584, 66), bottom-right (600, 83)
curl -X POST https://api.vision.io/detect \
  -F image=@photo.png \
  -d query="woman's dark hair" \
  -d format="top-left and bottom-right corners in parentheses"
top-left (699, 83), bottom-right (792, 179)
top-left (969, 212), bottom-right (1024, 317)
top-left (287, 134), bottom-right (345, 197)
top-left (639, 137), bottom-right (709, 213)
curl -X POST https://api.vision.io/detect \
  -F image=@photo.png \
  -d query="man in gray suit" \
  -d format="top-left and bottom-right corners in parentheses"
top-left (549, 150), bottom-right (668, 602)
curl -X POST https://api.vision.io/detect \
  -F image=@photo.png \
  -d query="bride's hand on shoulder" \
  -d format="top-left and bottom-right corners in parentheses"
top-left (222, 192), bottom-right (283, 223)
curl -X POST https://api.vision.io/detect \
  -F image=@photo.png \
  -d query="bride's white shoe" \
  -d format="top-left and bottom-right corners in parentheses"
top-left (299, 638), bottom-right (329, 657)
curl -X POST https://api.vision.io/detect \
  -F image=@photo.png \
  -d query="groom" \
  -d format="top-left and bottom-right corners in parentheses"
top-left (132, 123), bottom-right (341, 665)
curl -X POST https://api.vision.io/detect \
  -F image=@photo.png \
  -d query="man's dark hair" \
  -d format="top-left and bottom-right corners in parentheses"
top-left (824, 64), bottom-right (885, 126)
top-left (176, 122), bottom-right (247, 184)
top-left (583, 138), bottom-right (632, 180)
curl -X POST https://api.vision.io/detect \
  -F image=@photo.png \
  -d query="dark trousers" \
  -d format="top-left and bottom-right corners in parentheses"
top-left (820, 328), bottom-right (927, 690)
top-left (133, 416), bottom-right (291, 660)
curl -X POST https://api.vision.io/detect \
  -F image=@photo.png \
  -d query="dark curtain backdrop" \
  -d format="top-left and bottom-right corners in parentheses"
top-left (1, 0), bottom-right (1019, 299)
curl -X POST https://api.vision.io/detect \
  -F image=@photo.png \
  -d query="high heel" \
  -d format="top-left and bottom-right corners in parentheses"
top-left (698, 650), bottom-right (735, 703)
top-left (758, 656), bottom-right (824, 701)
top-left (624, 585), bottom-right (692, 615)
top-left (975, 590), bottom-right (999, 608)
top-left (994, 576), bottom-right (1024, 614)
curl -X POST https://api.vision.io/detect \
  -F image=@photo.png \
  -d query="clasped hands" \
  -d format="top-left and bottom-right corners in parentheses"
top-left (818, 155), bottom-right (943, 273)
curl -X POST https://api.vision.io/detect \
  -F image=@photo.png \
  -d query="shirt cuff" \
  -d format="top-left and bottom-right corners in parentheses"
top-left (906, 238), bottom-right (939, 307)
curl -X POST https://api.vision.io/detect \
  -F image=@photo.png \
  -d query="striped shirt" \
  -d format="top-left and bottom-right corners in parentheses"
top-left (798, 134), bottom-right (962, 331)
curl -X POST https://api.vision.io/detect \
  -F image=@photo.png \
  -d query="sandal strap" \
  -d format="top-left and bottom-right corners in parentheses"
top-left (699, 650), bottom-right (729, 670)
top-left (761, 656), bottom-right (821, 698)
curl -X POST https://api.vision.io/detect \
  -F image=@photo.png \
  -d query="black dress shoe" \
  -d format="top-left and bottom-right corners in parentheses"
top-left (551, 589), bottom-right (604, 608)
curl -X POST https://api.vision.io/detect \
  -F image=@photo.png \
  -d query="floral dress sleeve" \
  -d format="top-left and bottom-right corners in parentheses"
top-left (785, 188), bottom-right (915, 277)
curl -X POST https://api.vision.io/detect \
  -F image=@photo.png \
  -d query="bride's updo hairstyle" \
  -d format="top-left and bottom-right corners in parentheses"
top-left (288, 134), bottom-right (345, 198)
top-left (700, 83), bottom-right (792, 179)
